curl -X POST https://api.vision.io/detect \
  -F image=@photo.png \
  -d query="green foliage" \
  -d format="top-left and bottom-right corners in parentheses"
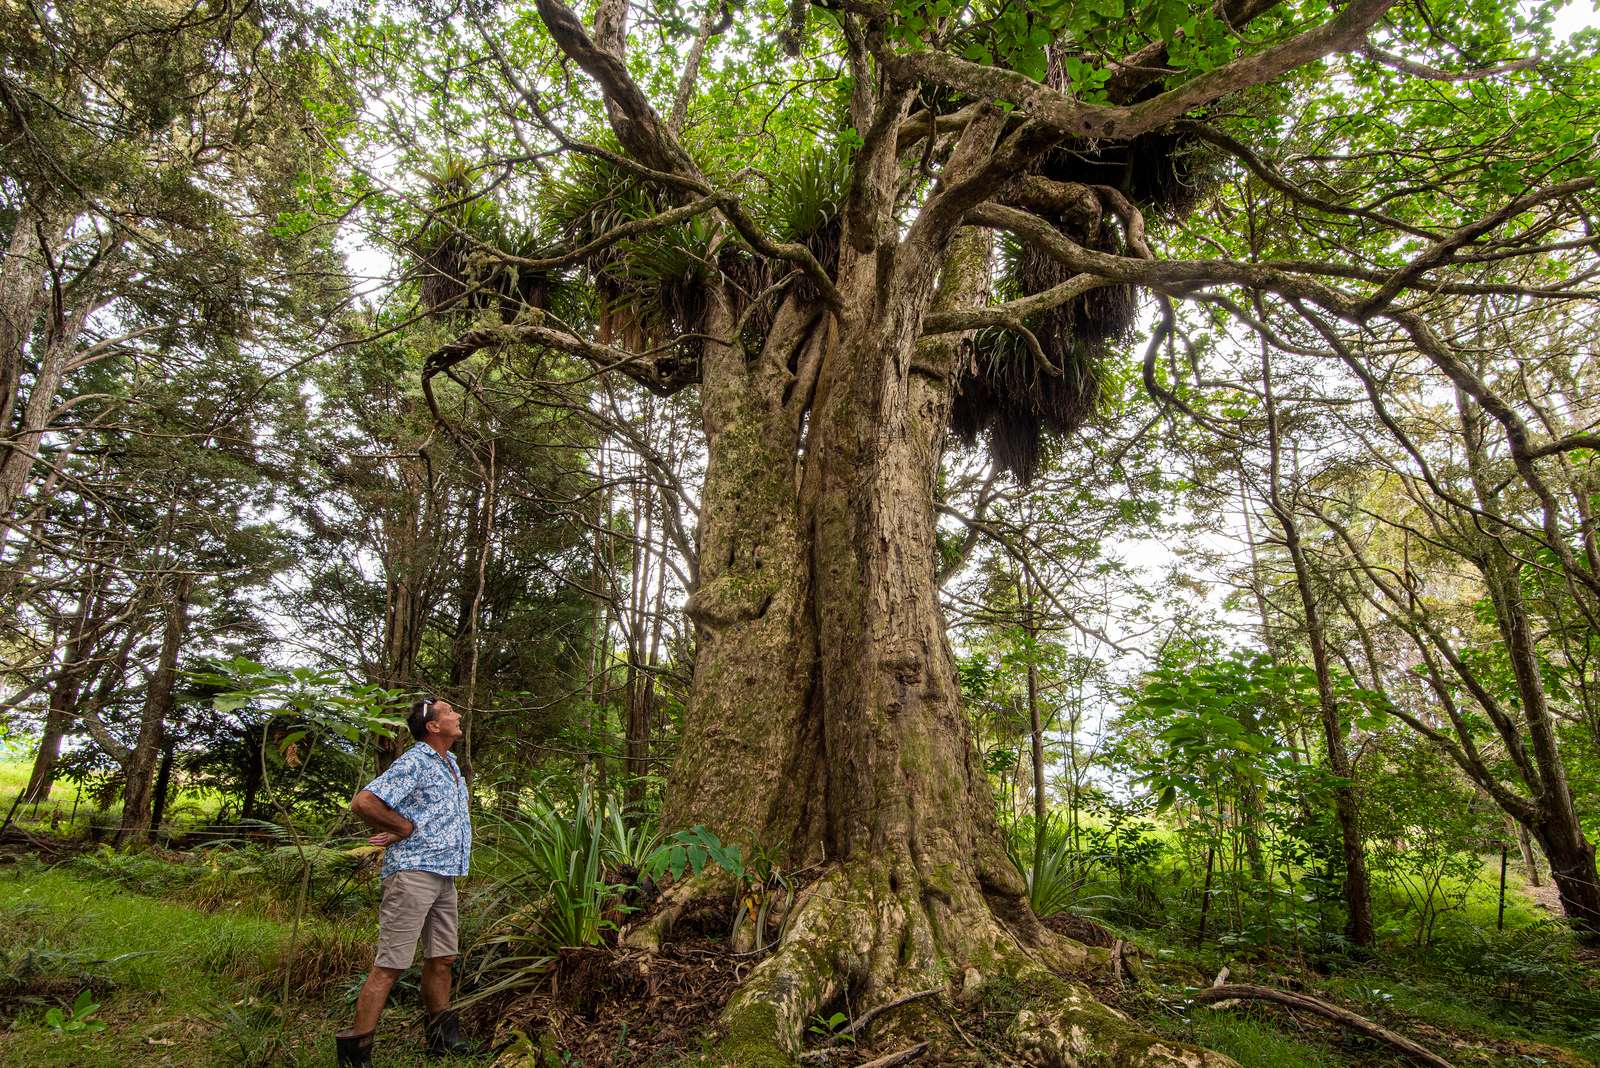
top-left (0, 865), bottom-right (490, 1066)
top-left (1363, 738), bottom-right (1496, 946)
top-left (646, 825), bottom-right (796, 952)
top-left (806, 1010), bottom-right (854, 1044)
top-left (602, 796), bottom-right (665, 871)
top-left (648, 823), bottom-right (745, 883)
top-left (0, 928), bottom-right (138, 1018)
top-left (66, 839), bottom-right (381, 922)
top-left (761, 146), bottom-right (850, 245)
top-left (1007, 814), bottom-right (1088, 919)
top-left (477, 784), bottom-right (624, 955)
top-left (192, 658), bottom-right (407, 749)
top-left (42, 990), bottom-right (105, 1036)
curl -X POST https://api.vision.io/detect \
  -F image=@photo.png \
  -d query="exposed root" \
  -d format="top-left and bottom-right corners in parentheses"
top-left (623, 868), bottom-right (736, 952)
top-left (857, 1042), bottom-right (930, 1067)
top-left (1012, 983), bottom-right (1238, 1068)
top-left (713, 870), bottom-right (855, 1065)
top-left (687, 863), bottom-right (1236, 1068)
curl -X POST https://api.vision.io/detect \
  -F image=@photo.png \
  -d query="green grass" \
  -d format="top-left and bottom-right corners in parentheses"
top-left (0, 863), bottom-right (491, 1067)
top-left (1119, 890), bottom-right (1600, 1068)
top-left (1170, 1012), bottom-right (1352, 1068)
top-left (1068, 832), bottom-right (1600, 1068)
top-left (0, 757), bottom-right (226, 843)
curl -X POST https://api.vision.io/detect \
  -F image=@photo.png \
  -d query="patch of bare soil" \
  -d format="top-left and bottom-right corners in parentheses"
top-left (1523, 872), bottom-right (1565, 916)
top-left (486, 893), bottom-right (749, 1066)
top-left (1420, 1025), bottom-right (1595, 1067)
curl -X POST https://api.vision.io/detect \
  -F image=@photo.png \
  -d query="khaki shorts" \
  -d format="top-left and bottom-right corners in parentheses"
top-left (375, 870), bottom-right (459, 970)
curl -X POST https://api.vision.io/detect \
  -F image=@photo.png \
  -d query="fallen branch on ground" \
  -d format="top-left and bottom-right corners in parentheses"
top-left (857, 1042), bottom-right (930, 1067)
top-left (1192, 982), bottom-right (1453, 1068)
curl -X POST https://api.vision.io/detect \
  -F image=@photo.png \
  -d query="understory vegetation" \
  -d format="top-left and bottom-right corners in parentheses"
top-left (4, 756), bottom-right (1597, 1066)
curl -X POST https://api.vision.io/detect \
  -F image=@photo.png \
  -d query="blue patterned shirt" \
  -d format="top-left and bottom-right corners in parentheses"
top-left (365, 743), bottom-right (472, 878)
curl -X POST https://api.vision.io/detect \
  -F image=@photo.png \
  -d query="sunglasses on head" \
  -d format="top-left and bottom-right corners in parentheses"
top-left (419, 695), bottom-right (438, 725)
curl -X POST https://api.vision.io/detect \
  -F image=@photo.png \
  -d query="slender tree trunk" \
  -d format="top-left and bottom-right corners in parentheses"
top-left (1020, 547), bottom-right (1047, 832)
top-left (1233, 469), bottom-right (1272, 880)
top-left (0, 298), bottom-right (95, 525)
top-left (26, 642), bottom-right (87, 804)
top-left (148, 740), bottom-right (176, 839)
top-left (1515, 821), bottom-right (1541, 887)
top-left (0, 202), bottom-right (63, 443)
top-left (25, 576), bottom-right (101, 802)
top-left (585, 433), bottom-right (610, 782)
top-left (452, 440), bottom-right (495, 788)
top-left (1456, 387), bottom-right (1600, 935)
top-left (624, 425), bottom-right (656, 812)
top-left (25, 705), bottom-right (72, 804)
top-left (1261, 348), bottom-right (1374, 946)
top-left (240, 722), bottom-right (263, 823)
top-left (117, 574), bottom-right (192, 844)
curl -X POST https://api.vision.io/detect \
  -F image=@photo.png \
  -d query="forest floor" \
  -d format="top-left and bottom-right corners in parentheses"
top-left (0, 859), bottom-right (493, 1067)
top-left (2, 828), bottom-right (1596, 1067)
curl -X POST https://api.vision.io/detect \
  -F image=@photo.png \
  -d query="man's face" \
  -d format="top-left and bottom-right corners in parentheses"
top-left (426, 700), bottom-right (463, 744)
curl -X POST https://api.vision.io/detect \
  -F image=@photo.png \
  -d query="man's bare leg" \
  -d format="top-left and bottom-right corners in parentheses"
top-left (421, 955), bottom-right (455, 1015)
top-left (341, 965), bottom-right (403, 1036)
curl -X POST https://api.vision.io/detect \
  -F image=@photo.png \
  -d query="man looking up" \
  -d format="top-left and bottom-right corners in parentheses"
top-left (337, 696), bottom-right (472, 1066)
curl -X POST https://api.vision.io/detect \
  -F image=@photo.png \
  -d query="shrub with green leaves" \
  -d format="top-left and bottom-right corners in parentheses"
top-left (1005, 814), bottom-right (1090, 919)
top-left (462, 784), bottom-right (638, 1005)
top-left (647, 826), bottom-right (795, 952)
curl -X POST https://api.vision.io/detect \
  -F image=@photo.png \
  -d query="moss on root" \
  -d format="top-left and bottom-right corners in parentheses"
top-left (700, 998), bottom-right (797, 1068)
top-left (1011, 982), bottom-right (1238, 1068)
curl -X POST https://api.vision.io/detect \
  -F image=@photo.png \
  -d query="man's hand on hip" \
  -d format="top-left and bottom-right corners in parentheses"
top-left (368, 823), bottom-right (413, 848)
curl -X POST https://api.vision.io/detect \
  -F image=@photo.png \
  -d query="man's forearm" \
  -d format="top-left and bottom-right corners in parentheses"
top-left (352, 790), bottom-right (413, 837)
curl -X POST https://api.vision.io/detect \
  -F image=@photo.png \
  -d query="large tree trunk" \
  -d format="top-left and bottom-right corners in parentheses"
top-left (662, 221), bottom-right (1232, 1065)
top-left (803, 219), bottom-right (1032, 954)
top-left (532, 7), bottom-right (1241, 1059)
top-left (117, 574), bottom-right (192, 845)
top-left (663, 290), bottom-right (823, 853)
